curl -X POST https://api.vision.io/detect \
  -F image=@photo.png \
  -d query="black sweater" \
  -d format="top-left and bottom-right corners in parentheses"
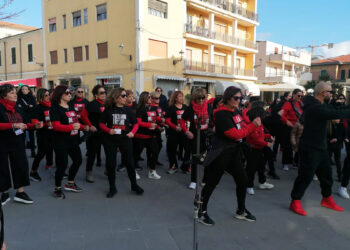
top-left (300, 95), bottom-right (350, 151)
top-left (87, 99), bottom-right (104, 130)
top-left (32, 104), bottom-right (53, 136)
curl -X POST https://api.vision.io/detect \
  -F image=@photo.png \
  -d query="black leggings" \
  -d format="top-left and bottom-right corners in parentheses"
top-left (201, 148), bottom-right (247, 212)
top-left (280, 125), bottom-right (293, 165)
top-left (341, 143), bottom-right (350, 187)
top-left (246, 148), bottom-right (266, 187)
top-left (167, 131), bottom-right (185, 168)
top-left (54, 144), bottom-right (82, 187)
top-left (32, 133), bottom-right (54, 172)
top-left (328, 146), bottom-right (342, 178)
top-left (104, 138), bottom-right (137, 190)
top-left (263, 146), bottom-right (276, 174)
top-left (86, 132), bottom-right (103, 171)
top-left (134, 138), bottom-right (159, 170)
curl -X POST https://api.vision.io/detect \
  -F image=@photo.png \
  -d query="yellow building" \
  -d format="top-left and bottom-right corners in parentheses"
top-left (43, 0), bottom-right (259, 98)
top-left (0, 28), bottom-right (44, 88)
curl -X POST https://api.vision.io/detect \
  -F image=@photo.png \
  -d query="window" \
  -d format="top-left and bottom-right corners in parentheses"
top-left (11, 47), bottom-right (16, 64)
top-left (341, 70), bottom-right (346, 81)
top-left (84, 8), bottom-right (88, 24)
top-left (96, 4), bottom-right (107, 21)
top-left (97, 42), bottom-right (108, 59)
top-left (148, 0), bottom-right (167, 19)
top-left (72, 11), bottom-right (82, 27)
top-left (148, 39), bottom-right (167, 58)
top-left (348, 69), bottom-right (350, 79)
top-left (27, 44), bottom-right (33, 62)
top-left (64, 49), bottom-right (68, 63)
top-left (50, 50), bottom-right (58, 64)
top-left (62, 15), bottom-right (66, 29)
top-left (85, 45), bottom-right (89, 60)
top-left (49, 18), bottom-right (57, 32)
top-left (321, 69), bottom-right (327, 76)
top-left (74, 47), bottom-right (83, 62)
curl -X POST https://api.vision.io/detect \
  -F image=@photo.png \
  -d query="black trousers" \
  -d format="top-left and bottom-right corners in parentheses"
top-left (27, 130), bottom-right (36, 151)
top-left (273, 137), bottom-right (280, 159)
top-left (341, 143), bottom-right (350, 187)
top-left (201, 148), bottom-right (247, 212)
top-left (134, 138), bottom-right (159, 170)
top-left (0, 147), bottom-right (30, 192)
top-left (104, 138), bottom-right (137, 190)
top-left (280, 126), bottom-right (293, 165)
top-left (246, 148), bottom-right (266, 187)
top-left (54, 144), bottom-right (82, 187)
top-left (328, 145), bottom-right (342, 178)
top-left (32, 133), bottom-right (54, 172)
top-left (263, 146), bottom-right (276, 174)
top-left (0, 202), bottom-right (3, 247)
top-left (86, 132), bottom-right (103, 172)
top-left (167, 131), bottom-right (185, 168)
top-left (291, 147), bottom-right (333, 200)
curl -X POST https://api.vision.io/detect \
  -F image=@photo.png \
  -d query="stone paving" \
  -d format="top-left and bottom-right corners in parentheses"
top-left (3, 145), bottom-right (350, 250)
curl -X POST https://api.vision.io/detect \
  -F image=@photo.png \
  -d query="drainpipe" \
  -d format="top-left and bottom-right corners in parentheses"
top-left (19, 38), bottom-right (23, 79)
top-left (3, 41), bottom-right (7, 80)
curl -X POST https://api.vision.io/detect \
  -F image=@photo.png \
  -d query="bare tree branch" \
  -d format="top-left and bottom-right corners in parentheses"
top-left (0, 0), bottom-right (25, 22)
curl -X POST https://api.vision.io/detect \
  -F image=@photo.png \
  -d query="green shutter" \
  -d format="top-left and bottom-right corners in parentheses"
top-left (341, 70), bottom-right (346, 80)
top-left (28, 44), bottom-right (33, 62)
top-left (11, 47), bottom-right (16, 64)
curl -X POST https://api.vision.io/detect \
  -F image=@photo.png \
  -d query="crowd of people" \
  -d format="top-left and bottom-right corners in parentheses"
top-left (1, 81), bottom-right (350, 233)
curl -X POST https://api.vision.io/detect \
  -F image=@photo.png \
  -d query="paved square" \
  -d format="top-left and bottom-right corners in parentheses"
top-left (3, 145), bottom-right (350, 250)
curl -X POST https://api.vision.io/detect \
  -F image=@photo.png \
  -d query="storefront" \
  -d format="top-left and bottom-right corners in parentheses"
top-left (154, 75), bottom-right (186, 98)
top-left (96, 75), bottom-right (123, 93)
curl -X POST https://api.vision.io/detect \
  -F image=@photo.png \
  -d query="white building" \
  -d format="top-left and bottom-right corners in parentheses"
top-left (0, 21), bottom-right (37, 39)
top-left (255, 41), bottom-right (311, 102)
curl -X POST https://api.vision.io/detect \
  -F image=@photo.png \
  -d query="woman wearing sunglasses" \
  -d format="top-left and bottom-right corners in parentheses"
top-left (134, 91), bottom-right (161, 180)
top-left (29, 88), bottom-right (54, 182)
top-left (99, 88), bottom-right (144, 198)
top-left (180, 88), bottom-right (211, 190)
top-left (198, 87), bottom-right (261, 226)
top-left (50, 85), bottom-right (89, 199)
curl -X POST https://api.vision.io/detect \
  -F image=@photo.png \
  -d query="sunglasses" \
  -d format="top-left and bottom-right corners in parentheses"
top-left (152, 97), bottom-right (160, 100)
top-left (339, 98), bottom-right (345, 100)
top-left (233, 96), bottom-right (243, 101)
top-left (120, 94), bottom-right (127, 98)
top-left (77, 91), bottom-right (84, 94)
top-left (197, 96), bottom-right (206, 100)
top-left (297, 95), bottom-right (302, 98)
top-left (44, 94), bottom-right (50, 97)
top-left (64, 91), bottom-right (72, 95)
top-left (98, 91), bottom-right (106, 95)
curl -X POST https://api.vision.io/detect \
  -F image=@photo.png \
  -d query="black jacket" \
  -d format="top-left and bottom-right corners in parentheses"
top-left (299, 95), bottom-right (350, 151)
top-left (16, 93), bottom-right (36, 123)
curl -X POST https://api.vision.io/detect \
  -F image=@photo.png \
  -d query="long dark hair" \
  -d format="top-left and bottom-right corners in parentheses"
top-left (105, 87), bottom-right (125, 109)
top-left (36, 88), bottom-right (49, 103)
top-left (17, 85), bottom-right (33, 98)
top-left (0, 84), bottom-right (16, 98)
top-left (137, 91), bottom-right (150, 110)
top-left (222, 87), bottom-right (242, 104)
top-left (51, 85), bottom-right (68, 105)
top-left (169, 91), bottom-right (183, 106)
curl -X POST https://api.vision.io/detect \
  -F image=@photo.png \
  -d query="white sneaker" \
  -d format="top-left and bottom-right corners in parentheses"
top-left (246, 188), bottom-right (255, 195)
top-left (136, 171), bottom-right (141, 180)
top-left (283, 165), bottom-right (289, 171)
top-left (338, 187), bottom-right (350, 199)
top-left (188, 182), bottom-right (196, 190)
top-left (313, 175), bottom-right (318, 181)
top-left (148, 170), bottom-right (161, 180)
top-left (258, 182), bottom-right (274, 190)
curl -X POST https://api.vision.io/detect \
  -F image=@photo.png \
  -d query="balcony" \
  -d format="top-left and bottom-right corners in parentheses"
top-left (193, 0), bottom-right (258, 22)
top-left (264, 72), bottom-right (298, 85)
top-left (185, 24), bottom-right (257, 50)
top-left (268, 52), bottom-right (311, 66)
top-left (185, 60), bottom-right (255, 78)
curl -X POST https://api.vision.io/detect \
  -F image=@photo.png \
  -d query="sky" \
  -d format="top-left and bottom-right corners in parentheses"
top-left (2, 0), bottom-right (350, 58)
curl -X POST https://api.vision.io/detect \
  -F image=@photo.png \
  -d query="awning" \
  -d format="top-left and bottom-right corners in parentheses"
top-left (190, 78), bottom-right (216, 84)
top-left (154, 75), bottom-right (186, 82)
top-left (214, 81), bottom-right (260, 96)
top-left (258, 83), bottom-right (305, 92)
top-left (240, 82), bottom-right (261, 96)
top-left (0, 78), bottom-right (42, 87)
top-left (215, 81), bottom-right (243, 95)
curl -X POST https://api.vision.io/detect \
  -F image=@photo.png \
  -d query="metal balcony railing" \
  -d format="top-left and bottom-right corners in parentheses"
top-left (197, 0), bottom-right (258, 22)
top-left (185, 23), bottom-right (257, 50)
top-left (185, 60), bottom-right (255, 77)
top-left (265, 72), bottom-right (297, 78)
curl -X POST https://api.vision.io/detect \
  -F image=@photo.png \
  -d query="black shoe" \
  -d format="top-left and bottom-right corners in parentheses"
top-left (198, 211), bottom-right (215, 226)
top-left (131, 184), bottom-right (144, 195)
top-left (117, 164), bottom-right (126, 172)
top-left (156, 161), bottom-right (163, 166)
top-left (1, 192), bottom-right (10, 206)
top-left (96, 160), bottom-right (102, 167)
top-left (54, 188), bottom-right (66, 199)
top-left (268, 172), bottom-right (280, 180)
top-left (235, 209), bottom-right (256, 222)
top-left (14, 192), bottom-right (34, 204)
top-left (30, 172), bottom-right (42, 182)
top-left (106, 188), bottom-right (117, 198)
top-left (64, 183), bottom-right (83, 193)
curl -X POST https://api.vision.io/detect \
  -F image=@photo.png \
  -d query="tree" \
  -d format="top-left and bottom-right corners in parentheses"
top-left (319, 73), bottom-right (332, 82)
top-left (0, 0), bottom-right (23, 21)
top-left (304, 80), bottom-right (317, 90)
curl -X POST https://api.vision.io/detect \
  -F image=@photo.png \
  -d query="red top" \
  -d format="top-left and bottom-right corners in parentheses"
top-left (281, 101), bottom-right (302, 125)
top-left (246, 125), bottom-right (271, 149)
top-left (242, 108), bottom-right (250, 124)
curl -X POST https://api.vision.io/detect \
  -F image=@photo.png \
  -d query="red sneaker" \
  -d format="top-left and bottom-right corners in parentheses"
top-left (289, 200), bottom-right (307, 216)
top-left (45, 165), bottom-right (51, 170)
top-left (321, 196), bottom-right (344, 212)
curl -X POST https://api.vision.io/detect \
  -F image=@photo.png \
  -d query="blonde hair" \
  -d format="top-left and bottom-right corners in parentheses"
top-left (314, 81), bottom-right (331, 96)
top-left (150, 91), bottom-right (160, 98)
top-left (191, 88), bottom-right (206, 102)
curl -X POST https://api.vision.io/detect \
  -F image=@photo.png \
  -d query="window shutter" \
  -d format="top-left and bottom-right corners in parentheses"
top-left (28, 44), bottom-right (33, 62)
top-left (85, 45), bottom-right (89, 60)
top-left (50, 51), bottom-right (58, 64)
top-left (97, 42), bottom-right (108, 59)
top-left (74, 47), bottom-right (83, 62)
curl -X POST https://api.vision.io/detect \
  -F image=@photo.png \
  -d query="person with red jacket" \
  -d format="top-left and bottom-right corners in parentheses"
top-left (0, 84), bottom-right (43, 205)
top-left (280, 88), bottom-right (303, 170)
top-left (198, 87), bottom-right (261, 226)
top-left (246, 105), bottom-right (274, 195)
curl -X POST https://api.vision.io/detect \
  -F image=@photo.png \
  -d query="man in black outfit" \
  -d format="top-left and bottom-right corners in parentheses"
top-left (290, 81), bottom-right (350, 216)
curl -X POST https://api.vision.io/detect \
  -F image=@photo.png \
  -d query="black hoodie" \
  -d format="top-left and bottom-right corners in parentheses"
top-left (299, 95), bottom-right (350, 151)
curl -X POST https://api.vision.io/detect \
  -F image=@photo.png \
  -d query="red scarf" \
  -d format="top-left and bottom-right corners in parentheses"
top-left (40, 100), bottom-right (51, 107)
top-left (96, 98), bottom-right (104, 105)
top-left (151, 103), bottom-right (159, 107)
top-left (191, 100), bottom-right (208, 119)
top-left (75, 97), bottom-right (83, 102)
top-left (0, 98), bottom-right (16, 113)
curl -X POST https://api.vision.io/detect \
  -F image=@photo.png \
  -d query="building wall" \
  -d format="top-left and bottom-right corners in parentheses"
top-left (311, 64), bottom-right (338, 81)
top-left (0, 21), bottom-right (37, 39)
top-left (0, 29), bottom-right (44, 81)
